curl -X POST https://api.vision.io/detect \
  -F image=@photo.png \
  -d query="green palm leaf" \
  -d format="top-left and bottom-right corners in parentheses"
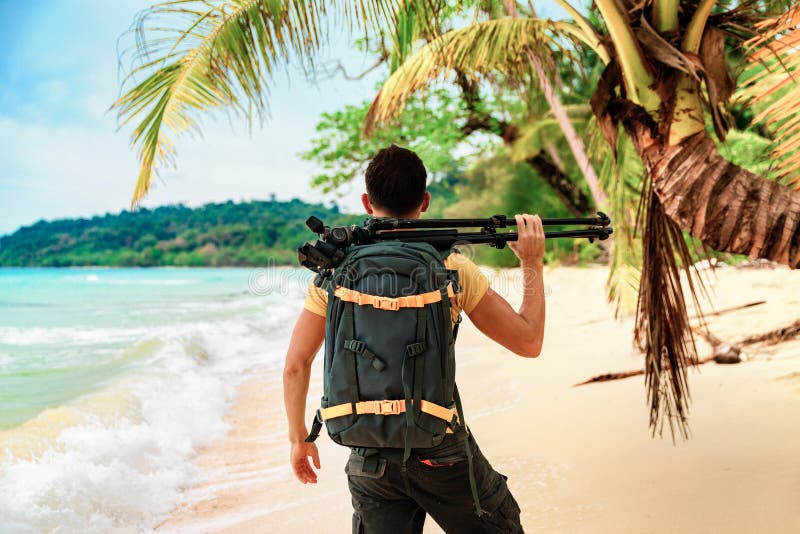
top-left (363, 17), bottom-right (598, 134)
top-left (113, 0), bottom-right (407, 207)
top-left (507, 104), bottom-right (592, 162)
top-left (596, 133), bottom-right (644, 317)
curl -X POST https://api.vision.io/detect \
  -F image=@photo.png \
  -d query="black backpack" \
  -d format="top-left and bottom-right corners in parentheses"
top-left (304, 240), bottom-right (484, 514)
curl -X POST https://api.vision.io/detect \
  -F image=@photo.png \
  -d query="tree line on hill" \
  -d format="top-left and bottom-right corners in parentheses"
top-left (0, 179), bottom-right (603, 268)
top-left (0, 199), bottom-right (359, 267)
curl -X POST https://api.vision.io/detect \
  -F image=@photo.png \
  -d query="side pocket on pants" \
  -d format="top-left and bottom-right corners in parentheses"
top-left (480, 473), bottom-right (523, 533)
top-left (346, 452), bottom-right (387, 479)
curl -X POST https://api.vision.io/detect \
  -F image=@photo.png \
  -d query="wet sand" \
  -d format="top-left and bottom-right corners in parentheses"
top-left (157, 266), bottom-right (800, 533)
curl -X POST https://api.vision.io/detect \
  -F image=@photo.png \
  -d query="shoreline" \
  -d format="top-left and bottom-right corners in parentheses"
top-left (157, 265), bottom-right (800, 533)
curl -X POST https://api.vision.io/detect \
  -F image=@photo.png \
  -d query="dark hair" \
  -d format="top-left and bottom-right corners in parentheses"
top-left (365, 144), bottom-right (427, 215)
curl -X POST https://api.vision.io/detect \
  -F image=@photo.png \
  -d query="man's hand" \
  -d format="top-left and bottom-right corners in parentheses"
top-left (291, 440), bottom-right (321, 484)
top-left (508, 213), bottom-right (545, 265)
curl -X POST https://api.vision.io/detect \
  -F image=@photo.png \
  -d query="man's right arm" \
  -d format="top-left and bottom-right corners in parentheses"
top-left (467, 214), bottom-right (546, 358)
top-left (283, 309), bottom-right (325, 483)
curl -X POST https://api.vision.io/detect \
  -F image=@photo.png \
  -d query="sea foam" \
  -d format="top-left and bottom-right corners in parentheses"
top-left (0, 286), bottom-right (303, 532)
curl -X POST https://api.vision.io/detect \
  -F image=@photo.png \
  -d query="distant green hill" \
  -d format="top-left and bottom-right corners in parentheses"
top-left (0, 199), bottom-right (359, 267)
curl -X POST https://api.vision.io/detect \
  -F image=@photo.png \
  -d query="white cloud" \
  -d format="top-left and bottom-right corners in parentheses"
top-left (0, 102), bottom-right (366, 235)
top-left (0, 0), bottom-right (387, 235)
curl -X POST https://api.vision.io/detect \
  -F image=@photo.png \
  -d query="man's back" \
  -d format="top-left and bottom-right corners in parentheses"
top-left (283, 144), bottom-right (545, 533)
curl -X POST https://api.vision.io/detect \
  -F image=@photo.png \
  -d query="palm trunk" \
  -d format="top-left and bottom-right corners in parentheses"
top-left (635, 131), bottom-right (800, 267)
top-left (525, 50), bottom-right (608, 208)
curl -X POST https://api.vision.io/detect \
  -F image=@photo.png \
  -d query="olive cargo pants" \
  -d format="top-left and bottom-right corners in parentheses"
top-left (345, 431), bottom-right (523, 533)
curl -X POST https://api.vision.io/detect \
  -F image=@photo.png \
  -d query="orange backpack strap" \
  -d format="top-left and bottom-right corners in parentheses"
top-left (333, 284), bottom-right (455, 311)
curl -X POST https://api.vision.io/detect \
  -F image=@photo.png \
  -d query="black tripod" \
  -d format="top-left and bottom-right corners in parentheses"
top-left (298, 213), bottom-right (613, 274)
top-left (363, 213), bottom-right (612, 249)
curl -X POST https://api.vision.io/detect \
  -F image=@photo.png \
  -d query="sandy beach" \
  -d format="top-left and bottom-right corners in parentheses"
top-left (156, 265), bottom-right (800, 533)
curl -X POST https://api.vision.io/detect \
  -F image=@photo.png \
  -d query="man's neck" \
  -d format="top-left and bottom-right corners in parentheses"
top-left (371, 211), bottom-right (420, 219)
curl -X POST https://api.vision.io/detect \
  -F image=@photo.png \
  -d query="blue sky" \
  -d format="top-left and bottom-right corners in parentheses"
top-left (0, 0), bottom-right (565, 236)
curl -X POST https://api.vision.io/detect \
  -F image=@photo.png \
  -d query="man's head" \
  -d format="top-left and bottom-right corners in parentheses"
top-left (362, 144), bottom-right (430, 218)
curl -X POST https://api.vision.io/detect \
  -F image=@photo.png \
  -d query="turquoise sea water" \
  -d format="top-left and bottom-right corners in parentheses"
top-left (0, 267), bottom-right (310, 532)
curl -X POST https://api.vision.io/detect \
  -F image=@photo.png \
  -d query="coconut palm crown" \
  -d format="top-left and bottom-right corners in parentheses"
top-left (114, 0), bottom-right (800, 437)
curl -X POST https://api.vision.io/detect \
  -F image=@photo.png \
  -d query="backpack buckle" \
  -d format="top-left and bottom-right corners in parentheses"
top-left (344, 339), bottom-right (365, 354)
top-left (446, 270), bottom-right (461, 294)
top-left (405, 342), bottom-right (427, 357)
top-left (373, 296), bottom-right (400, 311)
top-left (374, 399), bottom-right (403, 415)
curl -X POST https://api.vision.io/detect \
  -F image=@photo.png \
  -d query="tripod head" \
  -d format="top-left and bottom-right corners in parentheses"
top-left (298, 213), bottom-right (613, 278)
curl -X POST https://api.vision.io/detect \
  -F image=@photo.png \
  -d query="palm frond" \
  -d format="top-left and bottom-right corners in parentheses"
top-left (507, 104), bottom-right (592, 162)
top-left (390, 1), bottom-right (419, 72)
top-left (387, 0), bottom-right (455, 72)
top-left (588, 116), bottom-right (705, 439)
top-left (739, 3), bottom-right (800, 187)
top-left (592, 130), bottom-right (644, 317)
top-left (552, 0), bottom-right (609, 64)
top-left (114, 0), bottom-right (404, 207)
top-left (635, 180), bottom-right (705, 440)
top-left (363, 17), bottom-right (593, 133)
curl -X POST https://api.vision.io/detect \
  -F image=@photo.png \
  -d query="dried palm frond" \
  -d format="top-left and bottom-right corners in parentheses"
top-left (739, 3), bottom-right (800, 187)
top-left (635, 181), bottom-right (705, 440)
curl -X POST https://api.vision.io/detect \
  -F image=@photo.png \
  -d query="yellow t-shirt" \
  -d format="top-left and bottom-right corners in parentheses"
top-left (303, 253), bottom-right (489, 325)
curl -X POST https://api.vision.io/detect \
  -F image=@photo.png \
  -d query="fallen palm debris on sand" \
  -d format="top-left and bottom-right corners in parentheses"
top-left (574, 316), bottom-right (800, 387)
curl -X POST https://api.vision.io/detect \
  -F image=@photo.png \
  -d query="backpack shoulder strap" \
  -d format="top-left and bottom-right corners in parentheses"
top-left (439, 247), bottom-right (462, 295)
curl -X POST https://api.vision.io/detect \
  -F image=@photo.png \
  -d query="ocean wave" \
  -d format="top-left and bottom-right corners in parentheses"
top-left (83, 275), bottom-right (198, 286)
top-left (0, 326), bottom-right (150, 347)
top-left (0, 291), bottom-right (299, 348)
top-left (0, 290), bottom-right (303, 532)
top-left (0, 370), bottom-right (231, 532)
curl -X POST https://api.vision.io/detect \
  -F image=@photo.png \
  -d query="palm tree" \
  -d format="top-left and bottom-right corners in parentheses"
top-left (114, 0), bottom-right (800, 436)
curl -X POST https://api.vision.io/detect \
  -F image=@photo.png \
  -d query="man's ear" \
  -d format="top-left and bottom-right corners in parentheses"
top-left (361, 193), bottom-right (374, 215)
top-left (419, 191), bottom-right (431, 213)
